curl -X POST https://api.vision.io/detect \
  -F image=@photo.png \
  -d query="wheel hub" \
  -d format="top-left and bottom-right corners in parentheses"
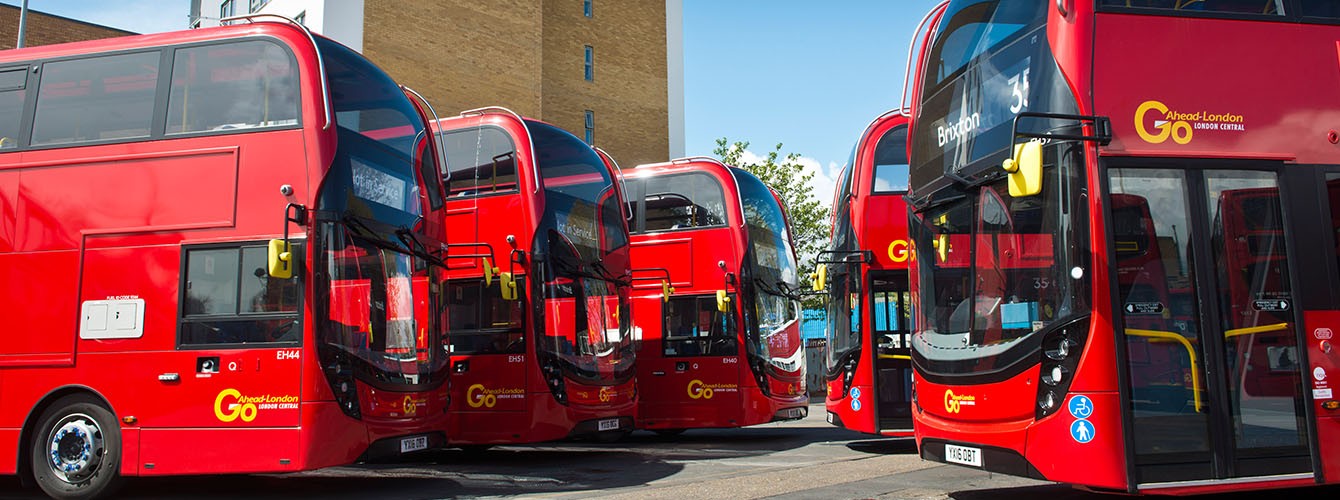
top-left (47, 415), bottom-right (103, 483)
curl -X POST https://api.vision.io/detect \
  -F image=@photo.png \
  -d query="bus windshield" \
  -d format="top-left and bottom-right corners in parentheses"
top-left (315, 37), bottom-right (439, 227)
top-left (313, 37), bottom-right (447, 399)
top-left (529, 121), bottom-right (634, 384)
top-left (734, 169), bottom-right (804, 375)
top-left (825, 161), bottom-right (862, 373)
top-left (909, 142), bottom-right (1089, 377)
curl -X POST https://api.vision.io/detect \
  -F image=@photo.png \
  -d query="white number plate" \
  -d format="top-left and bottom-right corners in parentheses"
top-left (597, 418), bottom-right (620, 431)
top-left (944, 444), bottom-right (982, 467)
top-left (400, 435), bottom-right (429, 453)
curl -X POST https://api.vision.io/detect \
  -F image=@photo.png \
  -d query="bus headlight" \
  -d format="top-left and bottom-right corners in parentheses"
top-left (1034, 319), bottom-right (1089, 420)
top-left (1041, 364), bottom-right (1069, 386)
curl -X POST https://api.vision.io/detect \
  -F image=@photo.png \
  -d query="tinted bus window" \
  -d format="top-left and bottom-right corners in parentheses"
top-left (167, 40), bottom-right (299, 135)
top-left (1098, 0), bottom-right (1283, 15)
top-left (929, 0), bottom-right (1045, 88)
top-left (641, 172), bottom-right (727, 232)
top-left (181, 245), bottom-right (301, 345)
top-left (32, 51), bottom-right (160, 146)
top-left (447, 279), bottom-right (525, 355)
top-left (0, 69), bottom-right (24, 149)
top-left (440, 126), bottom-right (518, 196)
top-left (663, 295), bottom-right (739, 357)
top-left (1301, 0), bottom-right (1340, 18)
top-left (872, 126), bottom-right (909, 193)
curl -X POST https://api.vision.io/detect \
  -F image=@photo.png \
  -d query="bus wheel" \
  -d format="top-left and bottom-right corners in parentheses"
top-left (29, 395), bottom-right (123, 500)
top-left (459, 445), bottom-right (493, 454)
top-left (653, 429), bottom-right (686, 437)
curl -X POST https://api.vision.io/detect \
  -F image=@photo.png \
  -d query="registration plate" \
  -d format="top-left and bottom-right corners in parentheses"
top-left (400, 435), bottom-right (429, 453)
top-left (945, 444), bottom-right (982, 467)
top-left (597, 418), bottom-right (621, 431)
top-left (779, 407), bottom-right (806, 419)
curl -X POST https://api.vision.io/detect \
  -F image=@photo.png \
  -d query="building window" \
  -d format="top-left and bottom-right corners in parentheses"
top-left (584, 0), bottom-right (593, 17)
top-left (249, 0), bottom-right (267, 13)
top-left (584, 110), bottom-right (595, 145)
top-left (294, 11), bottom-right (306, 26)
top-left (584, 45), bottom-right (594, 81)
top-left (220, 0), bottom-right (235, 19)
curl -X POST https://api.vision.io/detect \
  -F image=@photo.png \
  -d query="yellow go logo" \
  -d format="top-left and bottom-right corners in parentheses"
top-left (214, 388), bottom-right (258, 422)
top-left (598, 386), bottom-right (613, 402)
top-left (887, 240), bottom-right (910, 263)
top-left (687, 379), bottom-right (714, 400)
top-left (944, 389), bottom-right (961, 414)
top-left (467, 384), bottom-right (497, 408)
top-left (1135, 100), bottom-right (1192, 145)
top-left (403, 395), bottom-right (418, 416)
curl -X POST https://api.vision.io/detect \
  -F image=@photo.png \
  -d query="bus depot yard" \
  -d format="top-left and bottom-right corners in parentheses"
top-left (0, 406), bottom-right (1324, 500)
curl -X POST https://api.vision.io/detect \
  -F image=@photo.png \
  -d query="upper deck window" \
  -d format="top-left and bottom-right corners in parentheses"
top-left (1097, 0), bottom-right (1284, 15)
top-left (871, 126), bottom-right (910, 194)
top-left (31, 51), bottom-right (160, 146)
top-left (928, 0), bottom-right (1045, 89)
top-left (440, 126), bottom-right (518, 196)
top-left (0, 69), bottom-right (26, 150)
top-left (631, 172), bottom-right (728, 233)
top-left (167, 40), bottom-right (299, 135)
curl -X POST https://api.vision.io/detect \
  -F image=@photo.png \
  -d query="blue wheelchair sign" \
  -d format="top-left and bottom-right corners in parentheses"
top-left (1070, 419), bottom-right (1095, 444)
top-left (1068, 395), bottom-right (1094, 419)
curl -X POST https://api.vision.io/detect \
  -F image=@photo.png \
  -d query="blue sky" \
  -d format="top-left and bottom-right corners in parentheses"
top-left (3, 0), bottom-right (943, 203)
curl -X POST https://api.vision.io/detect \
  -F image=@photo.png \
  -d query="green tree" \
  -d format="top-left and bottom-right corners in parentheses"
top-left (713, 138), bottom-right (830, 309)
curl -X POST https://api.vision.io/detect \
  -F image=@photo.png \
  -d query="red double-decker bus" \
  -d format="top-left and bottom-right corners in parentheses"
top-left (907, 0), bottom-right (1340, 494)
top-left (0, 18), bottom-right (453, 499)
top-left (621, 158), bottom-right (807, 433)
top-left (821, 111), bottom-right (916, 436)
top-left (434, 109), bottom-right (636, 446)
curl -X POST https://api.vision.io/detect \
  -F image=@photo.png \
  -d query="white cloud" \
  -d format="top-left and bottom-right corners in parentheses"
top-left (727, 145), bottom-right (842, 210)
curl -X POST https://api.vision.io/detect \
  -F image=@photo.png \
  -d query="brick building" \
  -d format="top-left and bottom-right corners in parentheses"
top-left (0, 3), bottom-right (134, 50)
top-left (192, 0), bottom-right (683, 168)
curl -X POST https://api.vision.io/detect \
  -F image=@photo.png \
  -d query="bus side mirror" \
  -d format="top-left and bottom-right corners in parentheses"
top-left (482, 257), bottom-right (499, 286)
top-left (268, 239), bottom-right (293, 279)
top-left (716, 290), bottom-right (731, 313)
top-left (499, 272), bottom-right (518, 301)
top-left (812, 264), bottom-right (827, 292)
top-left (932, 234), bottom-right (949, 263)
top-left (1002, 141), bottom-right (1043, 197)
top-left (662, 279), bottom-right (674, 302)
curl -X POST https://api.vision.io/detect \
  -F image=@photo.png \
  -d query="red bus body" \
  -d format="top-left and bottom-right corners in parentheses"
top-left (822, 111), bottom-right (917, 436)
top-left (622, 159), bottom-right (808, 432)
top-left (434, 111), bottom-right (636, 445)
top-left (0, 20), bottom-right (453, 498)
top-left (907, 0), bottom-right (1340, 495)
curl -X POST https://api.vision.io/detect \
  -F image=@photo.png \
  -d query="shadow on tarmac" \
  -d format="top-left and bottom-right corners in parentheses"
top-left (844, 437), bottom-right (918, 455)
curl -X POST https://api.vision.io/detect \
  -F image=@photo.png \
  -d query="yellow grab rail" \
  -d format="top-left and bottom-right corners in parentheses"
top-left (1224, 322), bottom-right (1289, 339)
top-left (878, 354), bottom-right (912, 360)
top-left (1125, 328), bottom-right (1202, 412)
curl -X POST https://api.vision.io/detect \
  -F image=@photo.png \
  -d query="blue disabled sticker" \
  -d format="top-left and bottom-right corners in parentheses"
top-left (851, 398), bottom-right (862, 411)
top-left (1070, 419), bottom-right (1095, 444)
top-left (850, 387), bottom-right (861, 399)
top-left (1068, 395), bottom-right (1094, 419)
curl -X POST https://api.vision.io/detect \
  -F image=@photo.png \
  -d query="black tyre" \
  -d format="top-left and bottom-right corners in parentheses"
top-left (459, 445), bottom-right (493, 454)
top-left (652, 428), bottom-right (687, 437)
top-left (29, 395), bottom-right (123, 500)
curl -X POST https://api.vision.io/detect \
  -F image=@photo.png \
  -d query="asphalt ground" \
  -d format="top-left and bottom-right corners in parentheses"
top-left (4, 404), bottom-right (1338, 499)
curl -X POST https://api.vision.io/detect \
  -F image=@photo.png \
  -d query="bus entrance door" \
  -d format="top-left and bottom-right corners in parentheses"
top-left (446, 278), bottom-right (528, 444)
top-left (869, 271), bottom-right (913, 434)
top-left (1109, 167), bottom-right (1311, 487)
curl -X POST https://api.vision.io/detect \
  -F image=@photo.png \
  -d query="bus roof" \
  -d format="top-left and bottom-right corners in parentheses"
top-left (0, 21), bottom-right (315, 65)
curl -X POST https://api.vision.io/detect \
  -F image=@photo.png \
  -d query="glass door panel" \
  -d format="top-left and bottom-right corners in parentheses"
top-left (871, 271), bottom-right (912, 430)
top-left (1203, 171), bottom-right (1308, 471)
top-left (1110, 168), bottom-right (1212, 481)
